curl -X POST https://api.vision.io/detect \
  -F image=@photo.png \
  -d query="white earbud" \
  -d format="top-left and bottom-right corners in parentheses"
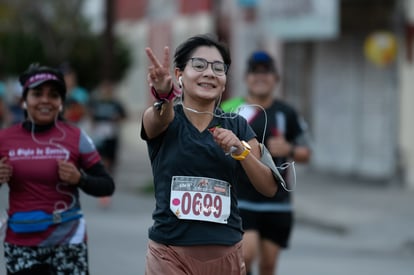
top-left (59, 105), bottom-right (63, 112)
top-left (178, 76), bottom-right (183, 88)
top-left (22, 102), bottom-right (27, 109)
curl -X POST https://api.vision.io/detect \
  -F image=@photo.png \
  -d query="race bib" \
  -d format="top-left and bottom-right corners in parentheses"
top-left (170, 176), bottom-right (231, 224)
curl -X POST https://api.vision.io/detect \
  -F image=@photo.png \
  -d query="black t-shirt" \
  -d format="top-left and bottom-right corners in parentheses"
top-left (141, 104), bottom-right (256, 246)
top-left (89, 99), bottom-right (126, 122)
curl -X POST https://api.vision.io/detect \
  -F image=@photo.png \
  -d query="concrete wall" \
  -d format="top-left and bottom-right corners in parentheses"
top-left (311, 38), bottom-right (398, 180)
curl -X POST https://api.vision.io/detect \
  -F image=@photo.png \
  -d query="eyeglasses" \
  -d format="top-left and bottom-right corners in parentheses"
top-left (189, 57), bottom-right (228, 76)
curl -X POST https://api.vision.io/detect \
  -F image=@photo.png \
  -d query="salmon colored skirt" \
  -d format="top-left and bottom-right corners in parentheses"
top-left (145, 240), bottom-right (246, 275)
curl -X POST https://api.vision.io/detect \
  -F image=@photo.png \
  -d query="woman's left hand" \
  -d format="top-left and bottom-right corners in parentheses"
top-left (210, 127), bottom-right (244, 155)
top-left (57, 160), bottom-right (81, 185)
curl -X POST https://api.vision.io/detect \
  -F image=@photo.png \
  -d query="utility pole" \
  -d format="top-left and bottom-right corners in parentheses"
top-left (102, 0), bottom-right (115, 82)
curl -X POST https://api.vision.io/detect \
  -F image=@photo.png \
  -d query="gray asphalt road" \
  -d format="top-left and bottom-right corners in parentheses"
top-left (2, 187), bottom-right (413, 275)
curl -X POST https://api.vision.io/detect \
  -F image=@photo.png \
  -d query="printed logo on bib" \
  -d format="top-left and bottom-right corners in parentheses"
top-left (170, 176), bottom-right (231, 224)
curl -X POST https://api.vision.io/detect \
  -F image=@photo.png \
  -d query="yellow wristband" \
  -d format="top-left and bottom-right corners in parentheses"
top-left (231, 141), bottom-right (251, 161)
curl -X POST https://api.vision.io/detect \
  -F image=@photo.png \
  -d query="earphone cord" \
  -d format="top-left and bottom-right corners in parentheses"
top-left (177, 93), bottom-right (239, 119)
top-left (28, 113), bottom-right (76, 211)
top-left (52, 118), bottom-right (76, 211)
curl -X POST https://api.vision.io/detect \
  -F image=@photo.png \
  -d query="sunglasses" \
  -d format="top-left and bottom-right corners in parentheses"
top-left (189, 57), bottom-right (228, 76)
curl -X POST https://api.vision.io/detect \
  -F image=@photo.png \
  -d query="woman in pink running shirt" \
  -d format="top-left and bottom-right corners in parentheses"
top-left (0, 64), bottom-right (115, 275)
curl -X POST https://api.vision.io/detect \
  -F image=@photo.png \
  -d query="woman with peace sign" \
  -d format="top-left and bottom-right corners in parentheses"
top-left (140, 34), bottom-right (280, 275)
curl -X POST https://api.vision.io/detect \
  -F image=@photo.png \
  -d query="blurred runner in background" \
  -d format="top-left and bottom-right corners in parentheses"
top-left (221, 51), bottom-right (312, 275)
top-left (7, 81), bottom-right (25, 126)
top-left (60, 63), bottom-right (90, 129)
top-left (89, 80), bottom-right (127, 208)
top-left (0, 63), bottom-right (115, 274)
top-left (0, 81), bottom-right (11, 128)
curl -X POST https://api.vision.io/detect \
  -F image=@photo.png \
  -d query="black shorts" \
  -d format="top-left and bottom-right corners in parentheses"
top-left (97, 137), bottom-right (119, 161)
top-left (239, 209), bottom-right (293, 248)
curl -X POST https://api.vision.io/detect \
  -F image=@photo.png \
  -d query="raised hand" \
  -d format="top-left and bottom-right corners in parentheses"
top-left (210, 127), bottom-right (244, 155)
top-left (145, 46), bottom-right (172, 94)
top-left (266, 136), bottom-right (291, 157)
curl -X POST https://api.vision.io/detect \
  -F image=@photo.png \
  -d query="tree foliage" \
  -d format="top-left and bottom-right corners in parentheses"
top-left (0, 0), bottom-right (131, 90)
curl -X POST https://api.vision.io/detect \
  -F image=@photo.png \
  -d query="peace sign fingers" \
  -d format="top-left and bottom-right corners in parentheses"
top-left (145, 47), bottom-right (162, 68)
top-left (145, 46), bottom-right (172, 93)
top-left (161, 46), bottom-right (170, 69)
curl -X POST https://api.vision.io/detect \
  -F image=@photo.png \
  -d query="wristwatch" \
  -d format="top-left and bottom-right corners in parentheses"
top-left (231, 141), bottom-right (251, 161)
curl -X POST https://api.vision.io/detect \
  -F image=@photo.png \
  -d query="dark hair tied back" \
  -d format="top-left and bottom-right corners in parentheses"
top-left (173, 34), bottom-right (231, 73)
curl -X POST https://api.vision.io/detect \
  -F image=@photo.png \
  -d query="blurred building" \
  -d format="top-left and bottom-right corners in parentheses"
top-left (112, 0), bottom-right (214, 115)
top-left (104, 0), bottom-right (414, 188)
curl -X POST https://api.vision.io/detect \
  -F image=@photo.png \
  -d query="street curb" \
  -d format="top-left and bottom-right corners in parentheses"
top-left (295, 210), bottom-right (349, 235)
